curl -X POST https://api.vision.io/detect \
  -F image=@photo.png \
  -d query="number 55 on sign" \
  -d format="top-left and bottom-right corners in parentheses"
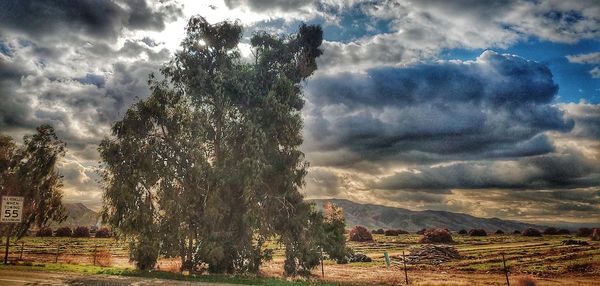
top-left (1, 196), bottom-right (24, 223)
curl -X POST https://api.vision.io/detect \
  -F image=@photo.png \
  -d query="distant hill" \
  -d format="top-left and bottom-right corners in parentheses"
top-left (311, 199), bottom-right (543, 232)
top-left (51, 203), bottom-right (99, 228)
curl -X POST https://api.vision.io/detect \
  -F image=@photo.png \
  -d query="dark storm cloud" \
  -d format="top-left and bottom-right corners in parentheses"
top-left (374, 148), bottom-right (599, 190)
top-left (304, 51), bottom-right (573, 168)
top-left (0, 0), bottom-right (182, 40)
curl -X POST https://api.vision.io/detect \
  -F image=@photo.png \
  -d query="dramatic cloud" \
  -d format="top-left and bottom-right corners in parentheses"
top-left (0, 0), bottom-right (182, 41)
top-left (0, 0), bottom-right (598, 221)
top-left (304, 51), bottom-right (572, 167)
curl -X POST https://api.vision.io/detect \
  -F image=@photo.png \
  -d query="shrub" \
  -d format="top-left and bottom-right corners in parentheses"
top-left (371, 229), bottom-right (384, 235)
top-left (516, 276), bottom-right (537, 286)
top-left (513, 230), bottom-right (521, 234)
top-left (458, 229), bottom-right (467, 235)
top-left (522, 228), bottom-right (542, 237)
top-left (416, 228), bottom-right (427, 235)
top-left (396, 229), bottom-right (409, 234)
top-left (55, 227), bottom-right (72, 237)
top-left (561, 239), bottom-right (588, 246)
top-left (543, 227), bottom-right (558, 235)
top-left (348, 226), bottom-right (373, 242)
top-left (495, 229), bottom-right (505, 235)
top-left (592, 228), bottom-right (600, 241)
top-left (73, 226), bottom-right (90, 237)
top-left (36, 227), bottom-right (53, 237)
top-left (468, 229), bottom-right (487, 236)
top-left (556, 229), bottom-right (570, 235)
top-left (95, 227), bottom-right (112, 238)
top-left (384, 229), bottom-right (400, 236)
top-left (419, 228), bottom-right (453, 244)
top-left (577, 228), bottom-right (592, 237)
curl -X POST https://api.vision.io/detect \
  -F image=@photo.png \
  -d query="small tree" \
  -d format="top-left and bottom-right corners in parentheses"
top-left (577, 228), bottom-right (592, 237)
top-left (495, 229), bottom-right (505, 235)
top-left (55, 227), bottom-right (72, 237)
top-left (73, 226), bottom-right (90, 237)
top-left (419, 228), bottom-right (453, 244)
top-left (522, 228), bottom-right (542, 237)
top-left (36, 227), bottom-right (53, 237)
top-left (469, 229), bottom-right (487, 236)
top-left (95, 227), bottom-right (111, 238)
top-left (543, 227), bottom-right (558, 235)
top-left (556, 229), bottom-right (570, 235)
top-left (458, 229), bottom-right (468, 235)
top-left (0, 126), bottom-right (67, 239)
top-left (348, 226), bottom-right (373, 242)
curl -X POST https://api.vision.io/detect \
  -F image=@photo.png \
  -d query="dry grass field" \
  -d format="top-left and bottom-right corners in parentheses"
top-left (3, 232), bottom-right (599, 285)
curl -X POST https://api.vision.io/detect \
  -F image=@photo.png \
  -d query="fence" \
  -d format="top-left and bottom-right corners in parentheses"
top-left (1, 238), bottom-right (129, 267)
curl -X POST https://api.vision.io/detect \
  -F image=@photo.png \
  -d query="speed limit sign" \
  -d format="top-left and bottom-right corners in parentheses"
top-left (1, 196), bottom-right (24, 223)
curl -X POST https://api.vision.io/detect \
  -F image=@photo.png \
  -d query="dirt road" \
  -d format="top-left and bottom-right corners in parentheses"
top-left (0, 269), bottom-right (246, 286)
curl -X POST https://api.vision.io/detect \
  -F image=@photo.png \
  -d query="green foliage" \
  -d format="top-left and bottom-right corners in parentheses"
top-left (95, 227), bottom-right (112, 238)
top-left (100, 15), bottom-right (335, 275)
top-left (36, 227), bottom-right (53, 237)
top-left (0, 125), bottom-right (67, 239)
top-left (73, 226), bottom-right (90, 238)
top-left (55, 227), bottom-right (72, 237)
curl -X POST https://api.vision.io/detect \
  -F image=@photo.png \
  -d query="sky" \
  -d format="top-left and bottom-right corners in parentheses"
top-left (0, 0), bottom-right (599, 224)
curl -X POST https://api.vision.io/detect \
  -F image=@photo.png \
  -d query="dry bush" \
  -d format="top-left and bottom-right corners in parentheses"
top-left (73, 226), bottom-right (90, 237)
top-left (348, 226), bottom-right (373, 242)
top-left (419, 228), bottom-right (453, 244)
top-left (458, 229), bottom-right (467, 235)
top-left (371, 229), bottom-right (385, 234)
top-left (576, 227), bottom-right (592, 237)
top-left (95, 250), bottom-right (112, 267)
top-left (515, 276), bottom-right (537, 286)
top-left (592, 228), bottom-right (600, 241)
top-left (95, 227), bottom-right (111, 238)
top-left (384, 229), bottom-right (401, 236)
top-left (162, 260), bottom-right (183, 272)
top-left (495, 229), bottom-right (505, 235)
top-left (543, 227), bottom-right (558, 235)
top-left (522, 228), bottom-right (542, 237)
top-left (468, 229), bottom-right (487, 236)
top-left (55, 227), bottom-right (72, 237)
top-left (36, 227), bottom-right (53, 237)
top-left (566, 262), bottom-right (594, 273)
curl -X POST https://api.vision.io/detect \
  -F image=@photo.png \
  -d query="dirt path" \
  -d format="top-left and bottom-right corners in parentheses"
top-left (0, 269), bottom-right (246, 286)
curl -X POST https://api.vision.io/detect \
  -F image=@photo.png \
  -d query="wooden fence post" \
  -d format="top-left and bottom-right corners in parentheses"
top-left (19, 242), bottom-right (24, 260)
top-left (502, 253), bottom-right (510, 286)
top-left (93, 244), bottom-right (97, 266)
top-left (55, 244), bottom-right (60, 263)
top-left (403, 251), bottom-right (409, 285)
top-left (320, 247), bottom-right (324, 278)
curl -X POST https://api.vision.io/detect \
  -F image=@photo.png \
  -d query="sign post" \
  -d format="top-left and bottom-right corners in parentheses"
top-left (2, 196), bottom-right (24, 264)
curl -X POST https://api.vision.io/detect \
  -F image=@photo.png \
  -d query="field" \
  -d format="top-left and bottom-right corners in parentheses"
top-left (2, 233), bottom-right (599, 285)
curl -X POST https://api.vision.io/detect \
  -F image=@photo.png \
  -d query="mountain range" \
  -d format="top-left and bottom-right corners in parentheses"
top-left (311, 199), bottom-right (544, 232)
top-left (59, 199), bottom-right (595, 232)
top-left (51, 203), bottom-right (100, 228)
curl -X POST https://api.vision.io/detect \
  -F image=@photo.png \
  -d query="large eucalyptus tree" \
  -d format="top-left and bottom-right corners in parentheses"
top-left (100, 16), bottom-right (346, 274)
